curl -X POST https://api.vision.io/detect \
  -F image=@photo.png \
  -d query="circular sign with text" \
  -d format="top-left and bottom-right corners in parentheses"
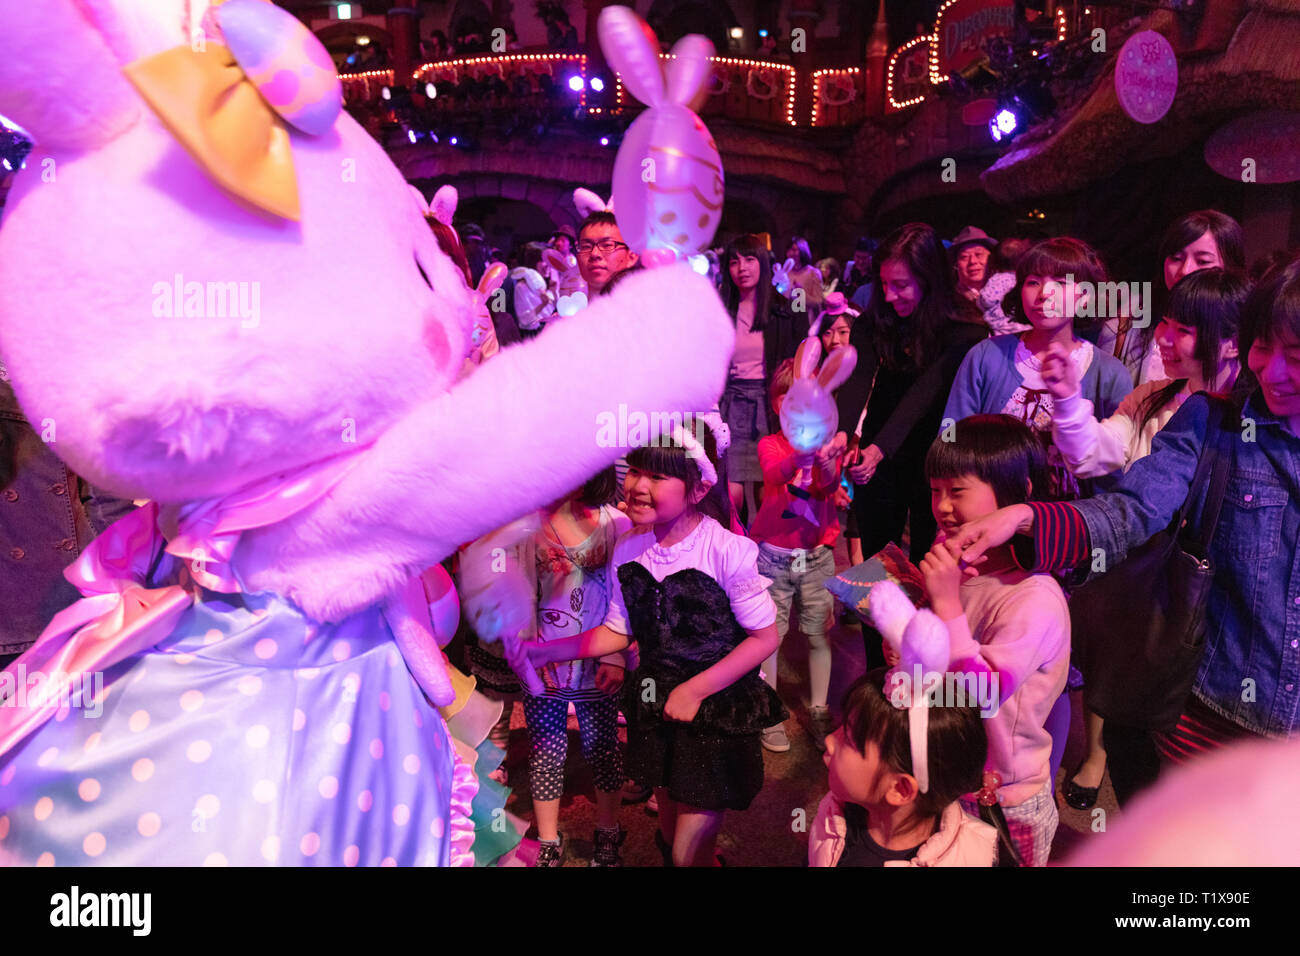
top-left (1205, 110), bottom-right (1300, 183)
top-left (1115, 30), bottom-right (1177, 125)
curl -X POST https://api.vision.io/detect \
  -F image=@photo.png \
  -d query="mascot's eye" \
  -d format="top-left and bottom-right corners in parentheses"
top-left (414, 254), bottom-right (434, 291)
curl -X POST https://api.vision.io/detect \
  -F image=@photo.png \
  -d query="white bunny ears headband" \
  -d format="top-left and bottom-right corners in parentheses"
top-left (409, 184), bottom-right (459, 227)
top-left (667, 411), bottom-right (730, 488)
top-left (573, 188), bottom-right (614, 219)
top-left (868, 580), bottom-right (996, 795)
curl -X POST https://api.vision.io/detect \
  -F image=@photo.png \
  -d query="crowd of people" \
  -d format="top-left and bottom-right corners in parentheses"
top-left (4, 193), bottom-right (1296, 868)
top-left (438, 200), bottom-right (1300, 867)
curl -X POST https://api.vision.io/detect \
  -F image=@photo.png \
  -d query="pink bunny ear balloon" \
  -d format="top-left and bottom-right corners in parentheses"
top-left (779, 336), bottom-right (857, 454)
top-left (599, 7), bottom-right (724, 260)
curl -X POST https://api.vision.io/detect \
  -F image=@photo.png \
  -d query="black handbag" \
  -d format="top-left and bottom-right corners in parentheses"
top-left (1071, 398), bottom-right (1234, 732)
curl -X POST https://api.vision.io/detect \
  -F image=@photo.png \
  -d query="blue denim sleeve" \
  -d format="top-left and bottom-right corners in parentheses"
top-left (79, 481), bottom-right (138, 537)
top-left (1071, 393), bottom-right (1210, 581)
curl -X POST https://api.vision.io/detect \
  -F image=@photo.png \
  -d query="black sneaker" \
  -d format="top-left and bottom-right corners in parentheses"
top-left (589, 825), bottom-right (627, 867)
top-left (534, 834), bottom-right (565, 868)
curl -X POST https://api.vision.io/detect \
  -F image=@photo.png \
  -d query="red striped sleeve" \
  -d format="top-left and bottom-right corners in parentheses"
top-left (1009, 501), bottom-right (1090, 572)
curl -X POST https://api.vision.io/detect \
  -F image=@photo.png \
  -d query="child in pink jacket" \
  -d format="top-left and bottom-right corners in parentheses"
top-left (809, 673), bottom-right (996, 867)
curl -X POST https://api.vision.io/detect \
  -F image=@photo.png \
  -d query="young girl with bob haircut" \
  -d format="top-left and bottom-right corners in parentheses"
top-left (810, 672), bottom-right (994, 867)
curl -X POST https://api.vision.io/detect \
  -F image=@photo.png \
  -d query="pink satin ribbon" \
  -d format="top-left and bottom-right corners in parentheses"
top-left (0, 450), bottom-right (447, 760)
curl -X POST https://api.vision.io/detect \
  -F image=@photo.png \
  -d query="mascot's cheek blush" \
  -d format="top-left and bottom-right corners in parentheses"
top-left (423, 316), bottom-right (452, 369)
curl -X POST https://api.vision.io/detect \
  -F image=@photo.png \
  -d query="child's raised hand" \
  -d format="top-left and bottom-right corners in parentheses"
top-left (919, 536), bottom-right (964, 621)
top-left (814, 432), bottom-right (845, 468)
top-left (1039, 341), bottom-right (1080, 400)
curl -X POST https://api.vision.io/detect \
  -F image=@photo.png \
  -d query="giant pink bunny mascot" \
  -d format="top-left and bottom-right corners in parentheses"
top-left (0, 0), bottom-right (732, 866)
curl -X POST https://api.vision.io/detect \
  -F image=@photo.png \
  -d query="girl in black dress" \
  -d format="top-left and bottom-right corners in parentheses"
top-left (515, 420), bottom-right (785, 866)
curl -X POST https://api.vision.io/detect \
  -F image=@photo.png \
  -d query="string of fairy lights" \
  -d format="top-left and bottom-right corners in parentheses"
top-left (335, 3), bottom-right (1081, 134)
top-left (344, 51), bottom-right (798, 129)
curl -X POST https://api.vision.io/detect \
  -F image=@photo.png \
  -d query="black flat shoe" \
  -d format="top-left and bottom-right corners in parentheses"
top-left (1064, 774), bottom-right (1102, 810)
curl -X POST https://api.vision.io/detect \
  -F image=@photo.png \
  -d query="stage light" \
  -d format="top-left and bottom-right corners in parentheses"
top-left (425, 82), bottom-right (436, 98)
top-left (729, 27), bottom-right (743, 40)
top-left (758, 28), bottom-right (769, 38)
top-left (989, 107), bottom-right (1018, 142)
top-left (568, 75), bottom-right (585, 92)
top-left (381, 86), bottom-right (391, 100)
top-left (599, 136), bottom-right (610, 146)
top-left (337, 3), bottom-right (352, 20)
top-left (356, 36), bottom-right (370, 46)
top-left (450, 136), bottom-right (459, 145)
top-left (408, 128), bottom-right (417, 143)
top-left (590, 77), bottom-right (605, 92)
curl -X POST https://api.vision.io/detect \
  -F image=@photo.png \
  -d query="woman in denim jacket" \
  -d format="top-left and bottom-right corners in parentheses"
top-left (949, 257), bottom-right (1300, 801)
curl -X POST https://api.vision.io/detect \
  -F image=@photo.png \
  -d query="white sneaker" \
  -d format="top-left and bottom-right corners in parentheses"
top-left (760, 724), bottom-right (791, 753)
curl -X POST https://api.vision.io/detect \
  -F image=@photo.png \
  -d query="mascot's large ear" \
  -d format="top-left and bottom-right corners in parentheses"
top-left (0, 0), bottom-right (192, 151)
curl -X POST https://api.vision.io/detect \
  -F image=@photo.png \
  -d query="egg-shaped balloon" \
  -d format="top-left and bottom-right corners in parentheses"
top-left (219, 0), bottom-right (343, 136)
top-left (611, 103), bottom-right (724, 257)
top-left (779, 381), bottom-right (840, 454)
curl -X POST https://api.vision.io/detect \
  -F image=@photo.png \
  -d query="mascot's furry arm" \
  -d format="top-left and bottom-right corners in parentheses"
top-left (237, 267), bottom-right (733, 623)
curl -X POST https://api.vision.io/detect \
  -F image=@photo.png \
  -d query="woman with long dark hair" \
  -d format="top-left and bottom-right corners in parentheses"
top-left (836, 223), bottom-right (989, 570)
top-left (720, 234), bottom-right (801, 524)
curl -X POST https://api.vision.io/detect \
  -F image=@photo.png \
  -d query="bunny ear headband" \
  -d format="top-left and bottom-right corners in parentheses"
top-left (868, 580), bottom-right (990, 795)
top-left (573, 188), bottom-right (614, 218)
top-left (667, 411), bottom-right (730, 487)
top-left (123, 0), bottom-right (343, 220)
top-left (430, 185), bottom-right (459, 227)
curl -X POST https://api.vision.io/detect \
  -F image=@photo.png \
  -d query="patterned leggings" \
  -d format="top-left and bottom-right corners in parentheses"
top-left (523, 694), bottom-right (624, 801)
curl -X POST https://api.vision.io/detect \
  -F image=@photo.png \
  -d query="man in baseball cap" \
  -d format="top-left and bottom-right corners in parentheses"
top-left (549, 223), bottom-right (576, 257)
top-left (950, 226), bottom-right (997, 304)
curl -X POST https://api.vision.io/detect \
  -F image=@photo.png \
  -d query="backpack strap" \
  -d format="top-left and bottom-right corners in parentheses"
top-left (1182, 396), bottom-right (1238, 562)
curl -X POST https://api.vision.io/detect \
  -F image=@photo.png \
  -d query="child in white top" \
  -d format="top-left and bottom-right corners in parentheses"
top-left (514, 421), bottom-right (783, 866)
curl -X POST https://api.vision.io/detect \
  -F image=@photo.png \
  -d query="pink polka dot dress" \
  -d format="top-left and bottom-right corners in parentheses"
top-left (0, 590), bottom-right (468, 866)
